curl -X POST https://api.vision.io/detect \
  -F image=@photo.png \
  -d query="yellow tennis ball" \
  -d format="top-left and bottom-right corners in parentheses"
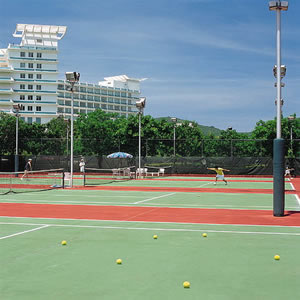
top-left (183, 281), bottom-right (190, 288)
top-left (274, 255), bottom-right (280, 260)
top-left (116, 258), bottom-right (122, 264)
top-left (202, 233), bottom-right (207, 237)
top-left (153, 235), bottom-right (158, 239)
top-left (61, 240), bottom-right (67, 245)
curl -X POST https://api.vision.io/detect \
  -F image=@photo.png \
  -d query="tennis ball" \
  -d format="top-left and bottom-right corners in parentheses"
top-left (274, 255), bottom-right (280, 260)
top-left (183, 281), bottom-right (190, 288)
top-left (153, 235), bottom-right (158, 239)
top-left (202, 233), bottom-right (207, 237)
top-left (61, 240), bottom-right (67, 245)
top-left (116, 258), bottom-right (122, 264)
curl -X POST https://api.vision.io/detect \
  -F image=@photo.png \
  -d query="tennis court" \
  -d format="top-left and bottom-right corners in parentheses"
top-left (1, 174), bottom-right (300, 299)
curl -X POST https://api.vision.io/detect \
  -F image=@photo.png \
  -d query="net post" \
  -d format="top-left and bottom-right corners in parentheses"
top-left (62, 170), bottom-right (65, 189)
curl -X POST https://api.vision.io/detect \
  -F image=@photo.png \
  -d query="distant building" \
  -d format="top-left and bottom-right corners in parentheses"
top-left (0, 24), bottom-right (144, 123)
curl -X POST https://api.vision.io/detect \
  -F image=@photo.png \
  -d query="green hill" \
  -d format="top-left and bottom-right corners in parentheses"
top-left (155, 117), bottom-right (222, 136)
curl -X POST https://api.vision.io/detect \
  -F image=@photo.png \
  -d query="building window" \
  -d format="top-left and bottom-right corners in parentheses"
top-left (28, 106), bottom-right (33, 111)
top-left (101, 104), bottom-right (107, 109)
top-left (20, 95), bottom-right (25, 100)
top-left (58, 84), bottom-right (65, 90)
top-left (87, 102), bottom-right (93, 108)
top-left (28, 117), bottom-right (32, 124)
top-left (28, 74), bottom-right (33, 79)
top-left (20, 52), bottom-right (25, 57)
top-left (28, 85), bottom-right (33, 90)
top-left (20, 105), bottom-right (25, 111)
top-left (36, 74), bottom-right (42, 79)
top-left (37, 64), bottom-right (42, 69)
top-left (20, 73), bottom-right (26, 79)
top-left (28, 63), bottom-right (34, 69)
top-left (20, 84), bottom-right (25, 89)
top-left (36, 85), bottom-right (41, 90)
top-left (36, 95), bottom-right (41, 101)
top-left (80, 94), bottom-right (86, 100)
top-left (28, 95), bottom-right (33, 100)
top-left (28, 52), bottom-right (34, 58)
top-left (20, 63), bottom-right (25, 68)
top-left (108, 105), bottom-right (113, 110)
top-left (37, 53), bottom-right (42, 58)
top-left (36, 106), bottom-right (41, 111)
top-left (36, 117), bottom-right (41, 124)
top-left (36, 39), bottom-right (42, 44)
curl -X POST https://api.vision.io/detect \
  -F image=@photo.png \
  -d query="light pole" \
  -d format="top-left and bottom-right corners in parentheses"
top-left (269, 0), bottom-right (288, 217)
top-left (228, 127), bottom-right (233, 157)
top-left (65, 72), bottom-right (80, 187)
top-left (136, 97), bottom-right (146, 179)
top-left (13, 104), bottom-right (21, 174)
top-left (171, 117), bottom-right (177, 156)
top-left (288, 115), bottom-right (295, 155)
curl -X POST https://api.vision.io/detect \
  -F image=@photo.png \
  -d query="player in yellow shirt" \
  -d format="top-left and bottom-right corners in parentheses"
top-left (207, 166), bottom-right (230, 185)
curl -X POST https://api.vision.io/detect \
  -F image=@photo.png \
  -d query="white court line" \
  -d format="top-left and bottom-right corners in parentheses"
top-left (290, 182), bottom-right (296, 191)
top-left (134, 192), bottom-right (176, 204)
top-left (0, 222), bottom-right (300, 236)
top-left (197, 182), bottom-right (213, 188)
top-left (0, 224), bottom-right (49, 240)
top-left (295, 194), bottom-right (300, 208)
top-left (2, 217), bottom-right (300, 228)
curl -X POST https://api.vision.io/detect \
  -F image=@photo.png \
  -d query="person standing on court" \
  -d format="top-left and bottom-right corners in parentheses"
top-left (21, 158), bottom-right (32, 180)
top-left (79, 158), bottom-right (85, 176)
top-left (207, 166), bottom-right (230, 185)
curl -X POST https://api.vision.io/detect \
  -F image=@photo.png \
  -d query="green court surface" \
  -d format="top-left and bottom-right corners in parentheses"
top-left (1, 217), bottom-right (300, 300)
top-left (1, 189), bottom-right (299, 210)
top-left (1, 175), bottom-right (299, 299)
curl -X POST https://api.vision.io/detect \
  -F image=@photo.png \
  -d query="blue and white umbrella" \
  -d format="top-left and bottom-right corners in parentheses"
top-left (107, 152), bottom-right (133, 159)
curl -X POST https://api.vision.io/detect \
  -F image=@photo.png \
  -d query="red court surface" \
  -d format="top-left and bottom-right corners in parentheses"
top-left (1, 202), bottom-right (300, 227)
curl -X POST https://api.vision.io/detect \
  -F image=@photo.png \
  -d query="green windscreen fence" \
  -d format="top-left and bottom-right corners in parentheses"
top-left (1, 155), bottom-right (299, 176)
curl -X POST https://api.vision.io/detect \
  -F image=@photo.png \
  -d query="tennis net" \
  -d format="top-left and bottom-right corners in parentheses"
top-left (84, 167), bottom-right (135, 186)
top-left (0, 168), bottom-right (65, 195)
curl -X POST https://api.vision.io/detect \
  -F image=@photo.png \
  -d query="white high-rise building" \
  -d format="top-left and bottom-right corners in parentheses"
top-left (0, 24), bottom-right (66, 124)
top-left (0, 24), bottom-right (143, 123)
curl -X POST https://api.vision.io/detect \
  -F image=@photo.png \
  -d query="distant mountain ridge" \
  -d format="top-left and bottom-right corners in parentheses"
top-left (155, 117), bottom-right (222, 136)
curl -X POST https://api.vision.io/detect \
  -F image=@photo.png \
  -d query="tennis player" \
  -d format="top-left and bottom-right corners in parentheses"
top-left (207, 166), bottom-right (230, 185)
top-left (79, 158), bottom-right (85, 176)
top-left (21, 158), bottom-right (32, 180)
top-left (285, 166), bottom-right (294, 180)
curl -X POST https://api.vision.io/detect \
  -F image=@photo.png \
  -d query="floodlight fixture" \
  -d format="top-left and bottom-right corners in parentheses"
top-left (13, 104), bottom-right (21, 111)
top-left (136, 97), bottom-right (146, 109)
top-left (269, 1), bottom-right (288, 11)
top-left (273, 65), bottom-right (286, 78)
top-left (65, 72), bottom-right (80, 82)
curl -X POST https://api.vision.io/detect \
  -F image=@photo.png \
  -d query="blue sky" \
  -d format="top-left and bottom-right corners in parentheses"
top-left (1, 0), bottom-right (299, 131)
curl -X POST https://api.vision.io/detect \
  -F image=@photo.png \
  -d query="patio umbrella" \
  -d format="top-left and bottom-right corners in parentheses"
top-left (107, 152), bottom-right (133, 159)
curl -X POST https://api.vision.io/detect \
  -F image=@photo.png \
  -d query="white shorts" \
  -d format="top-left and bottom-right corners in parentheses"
top-left (216, 174), bottom-right (224, 180)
